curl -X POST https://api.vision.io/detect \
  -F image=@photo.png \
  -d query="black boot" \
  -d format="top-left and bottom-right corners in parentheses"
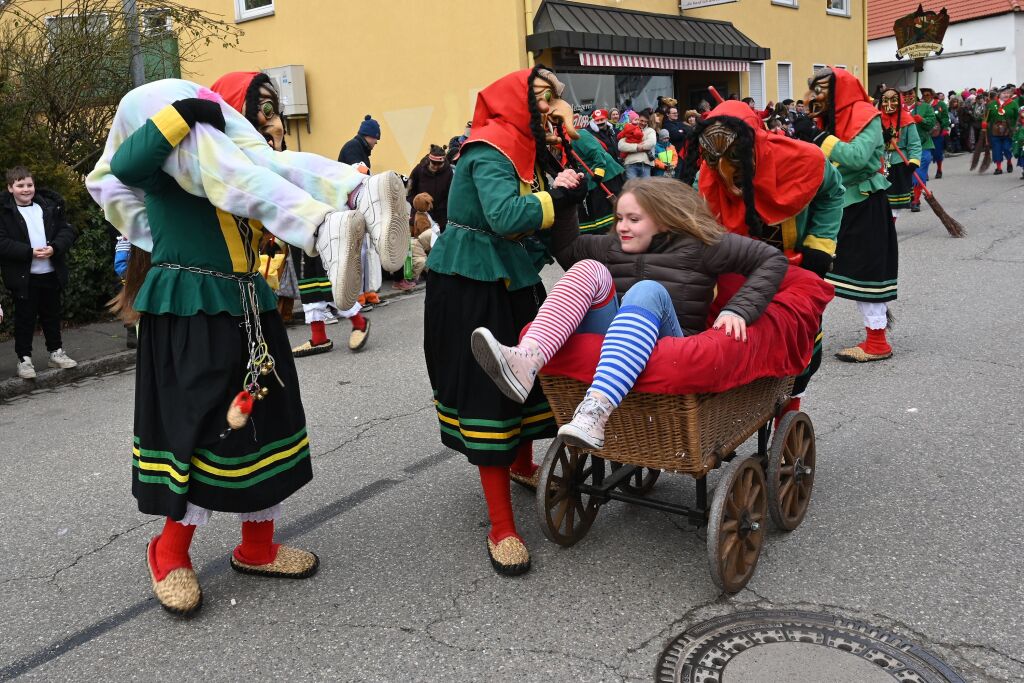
top-left (1008, 160), bottom-right (1014, 173)
top-left (935, 169), bottom-right (942, 179)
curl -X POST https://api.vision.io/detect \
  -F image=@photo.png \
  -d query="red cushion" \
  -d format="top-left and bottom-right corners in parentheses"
top-left (529, 267), bottom-right (834, 395)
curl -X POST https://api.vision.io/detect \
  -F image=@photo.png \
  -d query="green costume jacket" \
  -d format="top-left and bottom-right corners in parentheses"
top-left (819, 117), bottom-right (890, 208)
top-left (931, 100), bottom-right (950, 135)
top-left (911, 102), bottom-right (936, 151)
top-left (110, 104), bottom-right (277, 317)
top-left (427, 144), bottom-right (559, 291)
top-left (985, 99), bottom-right (1020, 136)
top-left (885, 120), bottom-right (922, 168)
top-left (573, 130), bottom-right (624, 192)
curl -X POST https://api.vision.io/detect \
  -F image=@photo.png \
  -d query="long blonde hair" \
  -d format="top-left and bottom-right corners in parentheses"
top-left (619, 177), bottom-right (725, 245)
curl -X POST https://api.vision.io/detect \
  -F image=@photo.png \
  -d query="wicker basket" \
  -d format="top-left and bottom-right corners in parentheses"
top-left (539, 374), bottom-right (794, 477)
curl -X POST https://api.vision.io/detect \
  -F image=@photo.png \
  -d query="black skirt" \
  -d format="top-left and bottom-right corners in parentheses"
top-left (886, 163), bottom-right (914, 208)
top-left (132, 310), bottom-right (312, 520)
top-left (423, 272), bottom-right (557, 467)
top-left (825, 190), bottom-right (898, 303)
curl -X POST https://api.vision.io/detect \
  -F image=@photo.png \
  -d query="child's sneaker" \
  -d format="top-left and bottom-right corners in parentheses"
top-left (48, 349), bottom-right (77, 369)
top-left (471, 328), bottom-right (544, 403)
top-left (392, 279), bottom-right (416, 291)
top-left (314, 211), bottom-right (365, 311)
top-left (558, 392), bottom-right (614, 450)
top-left (17, 356), bottom-right (36, 379)
top-left (356, 172), bottom-right (410, 272)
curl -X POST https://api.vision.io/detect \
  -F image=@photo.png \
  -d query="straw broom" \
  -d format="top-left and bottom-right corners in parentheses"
top-left (892, 145), bottom-right (966, 237)
top-left (971, 129), bottom-right (991, 173)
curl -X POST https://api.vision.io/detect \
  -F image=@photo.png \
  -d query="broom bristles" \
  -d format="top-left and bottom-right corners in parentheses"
top-left (970, 143), bottom-right (983, 170)
top-left (924, 192), bottom-right (966, 237)
top-left (978, 148), bottom-right (992, 174)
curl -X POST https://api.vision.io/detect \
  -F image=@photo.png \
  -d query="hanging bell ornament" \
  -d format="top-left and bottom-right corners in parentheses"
top-left (226, 390), bottom-right (255, 429)
top-left (260, 361), bottom-right (273, 376)
top-left (258, 386), bottom-right (270, 399)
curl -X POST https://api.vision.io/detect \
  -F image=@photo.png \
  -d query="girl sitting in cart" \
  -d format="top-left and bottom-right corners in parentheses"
top-left (471, 176), bottom-right (788, 450)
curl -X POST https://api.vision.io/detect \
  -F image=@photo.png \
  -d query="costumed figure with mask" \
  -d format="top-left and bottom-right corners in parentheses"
top-left (571, 110), bottom-right (625, 234)
top-left (85, 75), bottom-right (410, 616)
top-left (984, 84), bottom-right (1020, 175)
top-left (690, 100), bottom-right (844, 410)
top-left (899, 85), bottom-right (935, 212)
top-left (423, 66), bottom-right (587, 576)
top-left (878, 86), bottom-right (922, 210)
top-left (795, 67), bottom-right (897, 363)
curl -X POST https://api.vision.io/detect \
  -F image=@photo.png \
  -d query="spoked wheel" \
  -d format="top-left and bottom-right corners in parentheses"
top-left (767, 411), bottom-right (816, 531)
top-left (707, 455), bottom-right (768, 593)
top-left (609, 462), bottom-right (661, 496)
top-left (536, 438), bottom-right (602, 547)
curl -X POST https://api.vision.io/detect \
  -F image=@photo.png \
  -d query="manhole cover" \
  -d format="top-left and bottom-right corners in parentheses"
top-left (656, 610), bottom-right (965, 683)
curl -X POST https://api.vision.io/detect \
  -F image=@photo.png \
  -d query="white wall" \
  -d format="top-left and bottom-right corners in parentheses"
top-left (868, 14), bottom-right (1019, 92)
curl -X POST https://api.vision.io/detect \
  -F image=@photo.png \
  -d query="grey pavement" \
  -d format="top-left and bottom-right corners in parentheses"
top-left (1, 155), bottom-right (1022, 682)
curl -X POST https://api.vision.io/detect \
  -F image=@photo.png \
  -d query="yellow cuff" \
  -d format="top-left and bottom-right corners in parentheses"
top-left (151, 105), bottom-right (190, 147)
top-left (534, 191), bottom-right (555, 230)
top-left (802, 235), bottom-right (837, 256)
top-left (594, 167), bottom-right (606, 178)
top-left (908, 158), bottom-right (920, 166)
top-left (820, 135), bottom-right (840, 160)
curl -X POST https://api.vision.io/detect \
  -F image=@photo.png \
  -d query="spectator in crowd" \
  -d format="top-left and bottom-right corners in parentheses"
top-left (652, 128), bottom-right (677, 176)
top-left (407, 144), bottom-right (454, 234)
top-left (0, 166), bottom-right (78, 379)
top-left (446, 121), bottom-right (472, 166)
top-left (609, 108), bottom-right (623, 131)
top-left (697, 99), bottom-right (712, 119)
top-left (795, 100), bottom-right (807, 119)
top-left (338, 114), bottom-right (381, 170)
top-left (662, 106), bottom-right (687, 151)
top-left (618, 108), bottom-right (657, 179)
top-left (586, 108), bottom-right (619, 155)
top-left (947, 96), bottom-right (962, 153)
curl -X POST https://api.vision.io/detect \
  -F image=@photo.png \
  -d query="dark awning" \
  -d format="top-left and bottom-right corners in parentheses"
top-left (527, 0), bottom-right (769, 62)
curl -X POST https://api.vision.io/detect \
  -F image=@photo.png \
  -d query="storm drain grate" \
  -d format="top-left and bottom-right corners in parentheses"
top-left (656, 610), bottom-right (965, 683)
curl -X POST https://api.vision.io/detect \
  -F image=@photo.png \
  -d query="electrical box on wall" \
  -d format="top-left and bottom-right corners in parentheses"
top-left (263, 65), bottom-right (308, 117)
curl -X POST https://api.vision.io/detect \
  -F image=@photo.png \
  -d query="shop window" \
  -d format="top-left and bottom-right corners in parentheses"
top-left (749, 62), bottom-right (766, 109)
top-left (558, 72), bottom-right (675, 121)
top-left (827, 0), bottom-right (850, 16)
top-left (235, 0), bottom-right (273, 22)
top-left (777, 63), bottom-right (792, 102)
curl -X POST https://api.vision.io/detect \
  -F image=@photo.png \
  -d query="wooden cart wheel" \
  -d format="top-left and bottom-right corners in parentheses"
top-left (609, 462), bottom-right (661, 496)
top-left (536, 438), bottom-right (601, 547)
top-left (767, 411), bottom-right (816, 531)
top-left (706, 455), bottom-right (768, 593)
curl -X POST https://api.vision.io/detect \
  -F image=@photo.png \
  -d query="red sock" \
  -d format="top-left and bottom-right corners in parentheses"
top-left (509, 442), bottom-right (538, 477)
top-left (996, 162), bottom-right (1003, 170)
top-left (350, 312), bottom-right (367, 332)
top-left (310, 320), bottom-right (327, 345)
top-left (912, 185), bottom-right (923, 203)
top-left (858, 327), bottom-right (892, 356)
top-left (774, 397), bottom-right (801, 429)
top-left (234, 520), bottom-right (280, 566)
top-left (151, 518), bottom-right (196, 581)
top-left (479, 466), bottom-right (518, 544)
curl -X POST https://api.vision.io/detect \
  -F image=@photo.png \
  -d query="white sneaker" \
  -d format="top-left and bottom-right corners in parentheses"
top-left (558, 392), bottom-right (614, 450)
top-left (314, 211), bottom-right (366, 311)
top-left (17, 356), bottom-right (36, 379)
top-left (48, 349), bottom-right (77, 369)
top-left (356, 171), bottom-right (410, 273)
top-left (470, 328), bottom-right (544, 404)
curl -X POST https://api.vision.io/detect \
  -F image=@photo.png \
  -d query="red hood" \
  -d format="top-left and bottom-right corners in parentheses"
top-left (463, 69), bottom-right (538, 183)
top-left (210, 71), bottom-right (260, 114)
top-left (822, 67), bottom-right (879, 142)
top-left (699, 100), bottom-right (825, 234)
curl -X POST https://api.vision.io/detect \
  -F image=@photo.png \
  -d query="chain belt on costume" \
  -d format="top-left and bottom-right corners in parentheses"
top-left (154, 263), bottom-right (284, 425)
top-left (445, 222), bottom-right (541, 305)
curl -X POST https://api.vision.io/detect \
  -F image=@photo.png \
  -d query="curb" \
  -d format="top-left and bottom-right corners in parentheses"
top-left (0, 283), bottom-right (426, 402)
top-left (0, 350), bottom-right (137, 402)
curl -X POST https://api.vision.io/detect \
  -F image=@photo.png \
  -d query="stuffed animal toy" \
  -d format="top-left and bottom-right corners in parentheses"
top-left (412, 192), bottom-right (433, 237)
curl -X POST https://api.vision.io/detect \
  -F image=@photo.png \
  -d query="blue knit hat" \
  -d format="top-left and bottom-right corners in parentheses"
top-left (358, 114), bottom-right (381, 139)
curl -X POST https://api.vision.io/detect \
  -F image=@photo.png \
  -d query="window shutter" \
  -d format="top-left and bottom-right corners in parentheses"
top-left (749, 63), bottom-right (765, 109)
top-left (777, 63), bottom-right (792, 102)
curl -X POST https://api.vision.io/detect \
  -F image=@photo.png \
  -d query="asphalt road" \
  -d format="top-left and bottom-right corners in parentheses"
top-left (1, 154), bottom-right (1022, 682)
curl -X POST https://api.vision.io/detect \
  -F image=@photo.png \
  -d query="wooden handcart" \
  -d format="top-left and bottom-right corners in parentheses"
top-left (535, 373), bottom-right (817, 593)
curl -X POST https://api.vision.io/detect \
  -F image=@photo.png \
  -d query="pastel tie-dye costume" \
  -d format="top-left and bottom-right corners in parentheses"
top-left (87, 78), bottom-right (365, 254)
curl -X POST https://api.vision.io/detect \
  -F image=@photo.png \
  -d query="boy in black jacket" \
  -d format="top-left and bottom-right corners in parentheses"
top-left (0, 167), bottom-right (78, 378)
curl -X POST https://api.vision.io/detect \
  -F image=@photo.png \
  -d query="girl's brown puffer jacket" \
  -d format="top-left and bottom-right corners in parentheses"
top-left (554, 229), bottom-right (788, 336)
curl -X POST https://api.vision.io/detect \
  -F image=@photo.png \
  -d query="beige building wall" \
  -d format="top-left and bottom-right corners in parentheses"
top-left (181, 0), bottom-right (533, 174)
top-left (682, 0), bottom-right (868, 106)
